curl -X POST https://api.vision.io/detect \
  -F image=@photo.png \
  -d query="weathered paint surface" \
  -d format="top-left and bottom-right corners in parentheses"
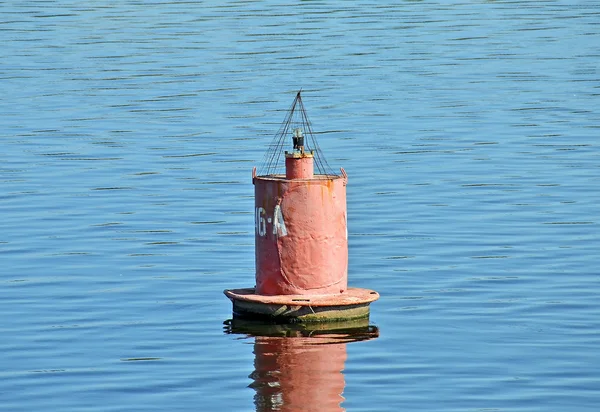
top-left (254, 173), bottom-right (348, 296)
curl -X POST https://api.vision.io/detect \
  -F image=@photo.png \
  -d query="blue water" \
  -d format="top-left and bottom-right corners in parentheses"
top-left (2, 1), bottom-right (599, 411)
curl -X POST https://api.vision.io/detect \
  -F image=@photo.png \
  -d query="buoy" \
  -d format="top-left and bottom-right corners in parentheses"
top-left (224, 91), bottom-right (379, 322)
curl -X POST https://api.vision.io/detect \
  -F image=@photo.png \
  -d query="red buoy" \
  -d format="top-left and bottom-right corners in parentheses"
top-left (225, 91), bottom-right (379, 322)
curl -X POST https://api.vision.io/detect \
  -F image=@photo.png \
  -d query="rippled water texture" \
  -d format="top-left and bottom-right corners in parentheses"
top-left (1, 1), bottom-right (599, 411)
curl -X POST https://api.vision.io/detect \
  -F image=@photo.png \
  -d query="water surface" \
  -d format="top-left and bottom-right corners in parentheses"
top-left (1, 1), bottom-right (599, 411)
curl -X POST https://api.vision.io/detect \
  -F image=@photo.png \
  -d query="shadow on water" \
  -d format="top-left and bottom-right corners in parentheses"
top-left (224, 318), bottom-right (379, 412)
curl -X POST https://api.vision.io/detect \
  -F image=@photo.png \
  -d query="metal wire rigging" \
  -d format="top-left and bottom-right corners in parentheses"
top-left (257, 91), bottom-right (337, 177)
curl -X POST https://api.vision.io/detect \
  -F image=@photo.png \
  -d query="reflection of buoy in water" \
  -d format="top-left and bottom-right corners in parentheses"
top-left (224, 91), bottom-right (379, 322)
top-left (224, 318), bottom-right (379, 412)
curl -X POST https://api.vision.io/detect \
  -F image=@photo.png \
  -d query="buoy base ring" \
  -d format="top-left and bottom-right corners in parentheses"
top-left (224, 287), bottom-right (379, 323)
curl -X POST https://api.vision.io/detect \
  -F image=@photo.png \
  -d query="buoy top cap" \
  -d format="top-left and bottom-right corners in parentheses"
top-left (285, 150), bottom-right (314, 159)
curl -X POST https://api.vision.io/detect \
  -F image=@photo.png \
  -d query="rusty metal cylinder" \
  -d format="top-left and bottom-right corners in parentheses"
top-left (253, 163), bottom-right (348, 296)
top-left (285, 152), bottom-right (314, 179)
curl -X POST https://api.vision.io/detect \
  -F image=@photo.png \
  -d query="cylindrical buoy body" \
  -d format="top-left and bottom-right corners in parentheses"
top-left (285, 152), bottom-right (314, 179)
top-left (254, 171), bottom-right (348, 296)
